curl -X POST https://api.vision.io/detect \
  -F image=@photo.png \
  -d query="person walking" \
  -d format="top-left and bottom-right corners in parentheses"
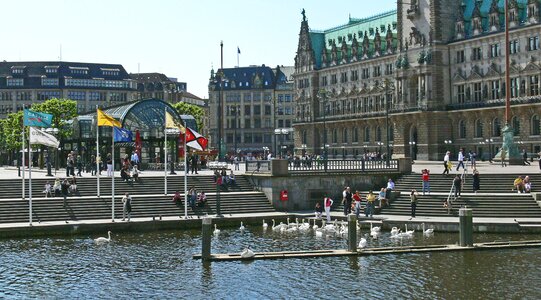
top-left (523, 149), bottom-right (531, 166)
top-left (353, 190), bottom-right (362, 218)
top-left (106, 153), bottom-right (113, 177)
top-left (410, 189), bottom-right (418, 219)
top-left (76, 155), bottom-right (83, 177)
top-left (500, 148), bottom-right (507, 167)
top-left (343, 187), bottom-right (352, 216)
top-left (422, 169), bottom-right (430, 195)
top-left (66, 154), bottom-right (73, 177)
top-left (234, 155), bottom-right (240, 171)
top-left (456, 148), bottom-right (465, 171)
top-left (365, 190), bottom-right (376, 218)
top-left (469, 150), bottom-right (477, 169)
top-left (90, 155), bottom-right (96, 176)
top-left (190, 153), bottom-right (199, 174)
top-left (472, 169), bottom-right (480, 194)
top-left (130, 151), bottom-right (139, 167)
top-left (324, 196), bottom-right (333, 222)
top-left (453, 174), bottom-right (462, 199)
top-left (443, 151), bottom-right (450, 175)
top-left (122, 192), bottom-right (132, 221)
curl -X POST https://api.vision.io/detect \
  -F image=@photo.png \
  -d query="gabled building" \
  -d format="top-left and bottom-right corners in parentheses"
top-left (294, 1), bottom-right (541, 160)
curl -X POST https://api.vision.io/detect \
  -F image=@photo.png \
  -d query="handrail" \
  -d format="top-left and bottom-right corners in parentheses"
top-left (446, 182), bottom-right (455, 215)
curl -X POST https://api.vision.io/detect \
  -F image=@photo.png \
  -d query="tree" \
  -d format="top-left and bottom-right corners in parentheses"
top-left (31, 98), bottom-right (77, 139)
top-left (171, 102), bottom-right (204, 131)
top-left (0, 111), bottom-right (24, 151)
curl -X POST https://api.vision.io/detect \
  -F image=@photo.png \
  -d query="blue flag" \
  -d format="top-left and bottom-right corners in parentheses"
top-left (23, 109), bottom-right (53, 127)
top-left (113, 127), bottom-right (133, 142)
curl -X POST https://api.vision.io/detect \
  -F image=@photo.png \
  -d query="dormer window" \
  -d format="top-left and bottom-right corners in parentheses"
top-left (11, 66), bottom-right (25, 74)
top-left (44, 66), bottom-right (59, 74)
top-left (69, 67), bottom-right (89, 75)
top-left (101, 68), bottom-right (120, 76)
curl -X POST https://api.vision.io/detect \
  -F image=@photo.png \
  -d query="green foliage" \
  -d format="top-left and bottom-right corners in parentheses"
top-left (171, 102), bottom-right (204, 131)
top-left (1, 111), bottom-right (24, 151)
top-left (31, 98), bottom-right (77, 139)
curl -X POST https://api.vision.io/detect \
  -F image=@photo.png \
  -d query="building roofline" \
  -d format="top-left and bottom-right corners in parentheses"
top-left (310, 9), bottom-right (397, 33)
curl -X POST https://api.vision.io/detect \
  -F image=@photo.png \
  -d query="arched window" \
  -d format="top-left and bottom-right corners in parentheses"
top-left (332, 129), bottom-right (338, 143)
top-left (475, 119), bottom-right (483, 138)
top-left (302, 130), bottom-right (307, 144)
top-left (512, 116), bottom-right (520, 136)
top-left (531, 115), bottom-right (540, 136)
top-left (343, 128), bottom-right (348, 143)
top-left (492, 118), bottom-right (501, 136)
top-left (459, 120), bottom-right (467, 139)
top-left (353, 128), bottom-right (359, 142)
top-left (376, 126), bottom-right (382, 142)
top-left (364, 127), bottom-right (370, 142)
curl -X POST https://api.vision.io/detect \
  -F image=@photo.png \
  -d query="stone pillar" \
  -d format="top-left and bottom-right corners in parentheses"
top-left (201, 217), bottom-right (212, 261)
top-left (347, 214), bottom-right (357, 252)
top-left (271, 159), bottom-right (289, 176)
top-left (398, 157), bottom-right (412, 173)
top-left (459, 208), bottom-right (473, 247)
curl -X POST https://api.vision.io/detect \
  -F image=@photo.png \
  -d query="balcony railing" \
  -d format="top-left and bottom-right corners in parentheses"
top-left (289, 159), bottom-right (399, 173)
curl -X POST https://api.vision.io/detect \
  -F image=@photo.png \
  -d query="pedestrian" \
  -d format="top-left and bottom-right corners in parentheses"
top-left (130, 151), bottom-right (139, 167)
top-left (96, 154), bottom-right (102, 175)
top-left (456, 148), bottom-right (465, 171)
top-left (365, 190), bottom-right (376, 218)
top-left (314, 202), bottom-right (323, 219)
top-left (189, 187), bottom-right (197, 209)
top-left (538, 151), bottom-right (541, 171)
top-left (422, 169), bottom-right (430, 195)
top-left (106, 153), bottom-right (113, 177)
top-left (234, 155), bottom-right (240, 171)
top-left (410, 189), bottom-right (418, 219)
top-left (453, 174), bottom-right (462, 199)
top-left (76, 155), bottom-right (83, 177)
top-left (190, 153), bottom-right (198, 174)
top-left (131, 165), bottom-right (140, 182)
top-left (472, 169), bottom-right (480, 194)
top-left (66, 154), bottom-right (73, 177)
top-left (343, 187), bottom-right (352, 216)
top-left (353, 190), bottom-right (362, 218)
top-left (386, 178), bottom-right (395, 200)
top-left (443, 151), bottom-right (450, 175)
top-left (172, 190), bottom-right (182, 206)
top-left (122, 192), bottom-right (132, 221)
top-left (523, 149), bottom-right (531, 165)
top-left (43, 181), bottom-right (52, 198)
top-left (90, 155), bottom-right (96, 176)
top-left (61, 178), bottom-right (70, 208)
top-left (500, 148), bottom-right (507, 167)
top-left (469, 150), bottom-right (477, 169)
top-left (324, 196), bottom-right (333, 222)
top-left (378, 188), bottom-right (386, 208)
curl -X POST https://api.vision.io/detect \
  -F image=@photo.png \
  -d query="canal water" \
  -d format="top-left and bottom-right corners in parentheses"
top-left (1, 225), bottom-right (540, 299)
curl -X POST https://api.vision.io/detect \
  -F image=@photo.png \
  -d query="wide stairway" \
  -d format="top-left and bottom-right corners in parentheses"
top-left (383, 172), bottom-right (541, 218)
top-left (0, 175), bottom-right (276, 223)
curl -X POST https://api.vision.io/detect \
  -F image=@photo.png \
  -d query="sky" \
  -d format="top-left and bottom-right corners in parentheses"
top-left (1, 0), bottom-right (397, 99)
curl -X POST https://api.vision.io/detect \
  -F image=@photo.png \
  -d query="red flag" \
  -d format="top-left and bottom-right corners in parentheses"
top-left (135, 130), bottom-right (142, 158)
top-left (185, 127), bottom-right (208, 151)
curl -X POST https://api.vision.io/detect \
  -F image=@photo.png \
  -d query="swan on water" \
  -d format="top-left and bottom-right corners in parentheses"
top-left (358, 237), bottom-right (367, 248)
top-left (240, 247), bottom-right (255, 259)
top-left (312, 219), bottom-right (319, 230)
top-left (402, 224), bottom-right (414, 237)
top-left (94, 231), bottom-right (112, 244)
top-left (422, 223), bottom-right (434, 235)
top-left (239, 222), bottom-right (245, 232)
top-left (262, 220), bottom-right (268, 229)
top-left (213, 224), bottom-right (221, 236)
top-left (391, 227), bottom-right (400, 236)
top-left (370, 222), bottom-right (381, 233)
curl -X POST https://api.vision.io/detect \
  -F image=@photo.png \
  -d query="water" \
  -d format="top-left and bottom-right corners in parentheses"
top-left (1, 226), bottom-right (541, 299)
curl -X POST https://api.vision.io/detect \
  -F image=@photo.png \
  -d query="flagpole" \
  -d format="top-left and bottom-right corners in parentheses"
top-left (237, 49), bottom-right (239, 68)
top-left (111, 126), bottom-right (115, 221)
top-left (164, 107), bottom-right (168, 195)
top-left (184, 132), bottom-right (188, 219)
top-left (29, 132), bottom-right (33, 226)
top-left (22, 127), bottom-right (25, 201)
top-left (96, 106), bottom-right (100, 198)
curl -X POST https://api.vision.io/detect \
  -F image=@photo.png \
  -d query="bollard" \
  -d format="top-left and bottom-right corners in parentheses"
top-left (202, 217), bottom-right (212, 261)
top-left (459, 208), bottom-right (473, 247)
top-left (347, 214), bottom-right (357, 252)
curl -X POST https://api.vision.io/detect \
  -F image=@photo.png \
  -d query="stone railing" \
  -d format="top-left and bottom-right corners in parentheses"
top-left (288, 159), bottom-right (400, 173)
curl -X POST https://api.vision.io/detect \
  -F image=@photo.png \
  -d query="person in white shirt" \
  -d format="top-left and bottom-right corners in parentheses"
top-left (456, 149), bottom-right (465, 171)
top-left (443, 151), bottom-right (450, 175)
top-left (267, 152), bottom-right (272, 160)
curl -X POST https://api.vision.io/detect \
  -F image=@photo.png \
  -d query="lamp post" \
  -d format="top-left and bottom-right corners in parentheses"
top-left (301, 144), bottom-right (307, 156)
top-left (409, 141), bottom-right (417, 160)
top-left (44, 128), bottom-right (59, 176)
top-left (318, 89), bottom-right (328, 171)
top-left (274, 128), bottom-right (288, 158)
top-left (262, 146), bottom-right (269, 159)
top-left (165, 128), bottom-right (180, 175)
top-left (215, 41), bottom-right (226, 162)
top-left (486, 138), bottom-right (494, 162)
top-left (230, 106), bottom-right (240, 156)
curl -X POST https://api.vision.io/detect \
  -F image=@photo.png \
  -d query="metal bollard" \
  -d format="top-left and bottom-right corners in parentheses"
top-left (202, 217), bottom-right (212, 261)
top-left (347, 214), bottom-right (357, 252)
top-left (459, 208), bottom-right (473, 247)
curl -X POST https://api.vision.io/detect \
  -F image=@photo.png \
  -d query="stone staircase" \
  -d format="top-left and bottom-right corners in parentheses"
top-left (0, 175), bottom-right (276, 224)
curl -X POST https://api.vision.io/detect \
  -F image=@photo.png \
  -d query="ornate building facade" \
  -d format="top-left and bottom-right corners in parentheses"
top-left (293, 0), bottom-right (541, 160)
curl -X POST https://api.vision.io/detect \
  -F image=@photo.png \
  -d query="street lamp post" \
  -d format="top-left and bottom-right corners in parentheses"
top-left (165, 128), bottom-right (180, 175)
top-left (274, 128), bottom-right (288, 158)
top-left (486, 138), bottom-right (494, 162)
top-left (301, 144), bottom-right (307, 156)
top-left (409, 141), bottom-right (417, 160)
top-left (216, 41), bottom-right (225, 162)
top-left (44, 128), bottom-right (59, 177)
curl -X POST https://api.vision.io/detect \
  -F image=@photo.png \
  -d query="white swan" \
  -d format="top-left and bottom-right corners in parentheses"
top-left (315, 227), bottom-right (324, 237)
top-left (312, 219), bottom-right (319, 230)
top-left (391, 227), bottom-right (400, 236)
top-left (94, 231), bottom-right (112, 244)
top-left (358, 237), bottom-right (367, 248)
top-left (240, 247), bottom-right (255, 259)
top-left (272, 219), bottom-right (280, 231)
top-left (239, 221), bottom-right (245, 232)
top-left (262, 219), bottom-right (268, 229)
top-left (370, 222), bottom-right (381, 233)
top-left (402, 224), bottom-right (415, 237)
top-left (213, 224), bottom-right (221, 235)
top-left (422, 223), bottom-right (434, 235)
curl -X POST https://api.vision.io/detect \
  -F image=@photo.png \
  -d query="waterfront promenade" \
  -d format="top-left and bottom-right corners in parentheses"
top-left (1, 159), bottom-right (541, 237)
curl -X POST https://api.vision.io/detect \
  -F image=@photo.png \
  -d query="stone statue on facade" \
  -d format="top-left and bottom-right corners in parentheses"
top-left (301, 8), bottom-right (306, 22)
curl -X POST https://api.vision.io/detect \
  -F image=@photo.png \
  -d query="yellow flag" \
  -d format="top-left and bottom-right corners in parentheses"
top-left (97, 109), bottom-right (121, 127)
top-left (165, 111), bottom-right (185, 133)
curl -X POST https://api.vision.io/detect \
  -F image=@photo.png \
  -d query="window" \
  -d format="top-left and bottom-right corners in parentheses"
top-left (457, 85), bottom-right (465, 103)
top-left (264, 105), bottom-right (271, 115)
top-left (512, 116), bottom-right (520, 136)
top-left (16, 92), bottom-right (31, 101)
top-left (11, 68), bottom-right (24, 74)
top-left (490, 80), bottom-right (500, 99)
top-left (459, 120), bottom-right (467, 139)
top-left (244, 119), bottom-right (251, 129)
top-left (473, 82), bottom-right (482, 102)
top-left (385, 63), bottom-right (393, 75)
top-left (244, 133), bottom-right (252, 143)
top-left (340, 72), bottom-right (348, 83)
top-left (110, 92), bottom-right (127, 102)
top-left (490, 44), bottom-right (499, 58)
top-left (492, 118), bottom-right (501, 136)
top-left (456, 50), bottom-right (465, 63)
top-left (511, 77), bottom-right (520, 97)
top-left (331, 74), bottom-right (337, 84)
top-left (6, 78), bottom-right (24, 86)
top-left (353, 128), bottom-right (359, 143)
top-left (67, 91), bottom-right (86, 101)
top-left (101, 68), bottom-right (120, 76)
top-left (45, 67), bottom-right (58, 74)
top-left (37, 91), bottom-right (61, 100)
top-left (243, 93), bottom-right (252, 101)
top-left (509, 40), bottom-right (519, 54)
top-left (244, 105), bottom-right (251, 115)
top-left (373, 66), bottom-right (381, 77)
top-left (343, 128), bottom-right (348, 143)
top-left (41, 78), bottom-right (59, 86)
top-left (362, 68), bottom-right (370, 79)
top-left (69, 67), bottom-right (89, 75)
top-left (254, 119), bottom-right (261, 128)
top-left (532, 115), bottom-right (540, 136)
top-left (332, 129), bottom-right (338, 143)
top-left (528, 36), bottom-right (539, 51)
top-left (321, 76), bottom-right (328, 86)
top-left (531, 75), bottom-right (540, 96)
top-left (284, 94), bottom-right (292, 102)
top-left (89, 92), bottom-right (106, 101)
top-left (350, 70), bottom-right (358, 81)
top-left (364, 127), bottom-right (370, 142)
top-left (0, 92), bottom-right (12, 100)
top-left (472, 47), bottom-right (482, 61)
top-left (65, 78), bottom-right (130, 88)
top-left (475, 119), bottom-right (483, 138)
top-left (254, 105), bottom-right (261, 115)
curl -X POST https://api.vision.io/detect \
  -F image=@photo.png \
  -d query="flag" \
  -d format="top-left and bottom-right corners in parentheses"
top-left (185, 127), bottom-right (208, 151)
top-left (113, 127), bottom-right (133, 142)
top-left (165, 111), bottom-right (186, 133)
top-left (23, 109), bottom-right (53, 128)
top-left (29, 127), bottom-right (59, 148)
top-left (237, 47), bottom-right (241, 54)
top-left (97, 109), bottom-right (121, 127)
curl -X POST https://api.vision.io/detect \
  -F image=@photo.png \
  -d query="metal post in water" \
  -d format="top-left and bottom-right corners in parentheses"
top-left (347, 214), bottom-right (357, 252)
top-left (202, 217), bottom-right (212, 261)
top-left (459, 207), bottom-right (473, 247)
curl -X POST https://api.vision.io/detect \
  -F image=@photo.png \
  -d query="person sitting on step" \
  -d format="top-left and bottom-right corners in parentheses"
top-left (172, 190), bottom-right (182, 206)
top-left (523, 176), bottom-right (532, 193)
top-left (53, 178), bottom-right (62, 197)
top-left (43, 181), bottom-right (53, 198)
top-left (69, 176), bottom-right (77, 194)
top-left (131, 165), bottom-right (140, 182)
top-left (513, 176), bottom-right (524, 193)
top-left (227, 170), bottom-right (236, 185)
top-left (197, 191), bottom-right (207, 207)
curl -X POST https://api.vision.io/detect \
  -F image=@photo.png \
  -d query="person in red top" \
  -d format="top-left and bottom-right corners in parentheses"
top-left (324, 196), bottom-right (334, 222)
top-left (422, 169), bottom-right (430, 195)
top-left (353, 191), bottom-right (362, 218)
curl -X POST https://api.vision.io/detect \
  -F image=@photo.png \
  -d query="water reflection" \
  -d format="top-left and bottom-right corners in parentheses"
top-left (1, 228), bottom-right (541, 299)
